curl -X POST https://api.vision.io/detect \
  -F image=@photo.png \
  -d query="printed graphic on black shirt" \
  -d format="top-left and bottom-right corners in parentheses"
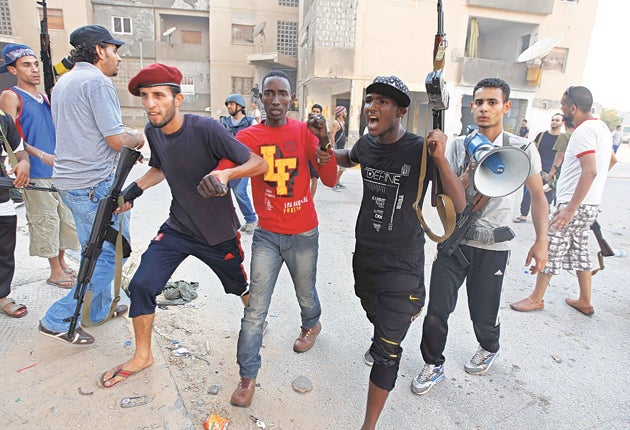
top-left (364, 163), bottom-right (411, 232)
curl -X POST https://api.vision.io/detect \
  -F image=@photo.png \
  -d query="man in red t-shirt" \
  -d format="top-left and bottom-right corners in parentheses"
top-left (230, 70), bottom-right (337, 408)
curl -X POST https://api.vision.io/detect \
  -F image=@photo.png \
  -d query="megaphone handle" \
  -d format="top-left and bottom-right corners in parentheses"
top-left (471, 193), bottom-right (490, 212)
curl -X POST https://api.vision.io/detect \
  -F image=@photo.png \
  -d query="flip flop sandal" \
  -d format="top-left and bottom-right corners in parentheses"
top-left (99, 364), bottom-right (142, 388)
top-left (0, 297), bottom-right (28, 318)
top-left (47, 279), bottom-right (76, 289)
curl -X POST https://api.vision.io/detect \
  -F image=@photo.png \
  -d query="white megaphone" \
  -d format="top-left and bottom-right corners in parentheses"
top-left (464, 130), bottom-right (531, 198)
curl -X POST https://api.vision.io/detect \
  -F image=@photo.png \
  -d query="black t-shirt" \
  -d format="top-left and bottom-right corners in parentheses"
top-left (146, 114), bottom-right (252, 245)
top-left (534, 131), bottom-right (558, 173)
top-left (349, 132), bottom-right (434, 254)
top-left (0, 112), bottom-right (22, 203)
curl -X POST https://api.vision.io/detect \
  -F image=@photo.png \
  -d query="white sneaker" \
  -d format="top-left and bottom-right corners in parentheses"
top-left (411, 363), bottom-right (444, 395)
top-left (464, 346), bottom-right (499, 375)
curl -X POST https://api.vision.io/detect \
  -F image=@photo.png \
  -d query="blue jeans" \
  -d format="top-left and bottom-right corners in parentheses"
top-left (236, 227), bottom-right (321, 378)
top-left (41, 176), bottom-right (130, 332)
top-left (229, 178), bottom-right (257, 224)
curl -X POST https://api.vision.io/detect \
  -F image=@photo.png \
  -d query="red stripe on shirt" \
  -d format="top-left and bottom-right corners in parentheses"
top-left (576, 149), bottom-right (595, 158)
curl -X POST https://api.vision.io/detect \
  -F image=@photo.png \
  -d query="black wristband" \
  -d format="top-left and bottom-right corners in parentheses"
top-left (121, 181), bottom-right (143, 204)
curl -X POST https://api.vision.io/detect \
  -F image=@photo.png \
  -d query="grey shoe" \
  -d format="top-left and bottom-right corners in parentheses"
top-left (364, 348), bottom-right (374, 366)
top-left (239, 221), bottom-right (257, 233)
top-left (464, 346), bottom-right (498, 375)
top-left (411, 363), bottom-right (444, 395)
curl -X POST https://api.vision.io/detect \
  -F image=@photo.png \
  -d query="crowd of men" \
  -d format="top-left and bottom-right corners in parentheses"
top-left (0, 23), bottom-right (618, 430)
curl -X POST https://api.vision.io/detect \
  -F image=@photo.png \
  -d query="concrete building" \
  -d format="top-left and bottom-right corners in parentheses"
top-left (1, 1), bottom-right (598, 136)
top-left (298, 0), bottom-right (599, 141)
top-left (86, 0), bottom-right (300, 126)
top-left (0, 0), bottom-right (91, 92)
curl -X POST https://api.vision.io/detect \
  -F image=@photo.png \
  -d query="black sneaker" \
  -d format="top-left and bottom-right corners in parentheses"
top-left (38, 322), bottom-right (95, 345)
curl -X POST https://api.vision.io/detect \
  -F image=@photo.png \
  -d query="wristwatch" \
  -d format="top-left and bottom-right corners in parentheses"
top-left (319, 137), bottom-right (331, 151)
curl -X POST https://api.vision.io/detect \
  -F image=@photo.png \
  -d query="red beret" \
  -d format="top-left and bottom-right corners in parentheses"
top-left (128, 63), bottom-right (182, 96)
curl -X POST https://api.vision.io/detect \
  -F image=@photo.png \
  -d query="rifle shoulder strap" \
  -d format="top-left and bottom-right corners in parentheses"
top-left (412, 133), bottom-right (456, 243)
top-left (0, 116), bottom-right (18, 167)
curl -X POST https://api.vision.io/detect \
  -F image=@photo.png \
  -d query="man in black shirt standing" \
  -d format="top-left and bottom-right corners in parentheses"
top-left (334, 75), bottom-right (465, 430)
top-left (514, 113), bottom-right (564, 222)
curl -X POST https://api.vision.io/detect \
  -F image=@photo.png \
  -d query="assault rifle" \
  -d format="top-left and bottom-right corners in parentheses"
top-left (413, 0), bottom-right (456, 243)
top-left (425, 0), bottom-right (449, 206)
top-left (437, 193), bottom-right (489, 266)
top-left (37, 0), bottom-right (55, 99)
top-left (0, 176), bottom-right (57, 192)
top-left (67, 147), bottom-right (142, 338)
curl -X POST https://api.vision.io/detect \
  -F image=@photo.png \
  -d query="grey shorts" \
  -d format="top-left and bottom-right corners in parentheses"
top-left (543, 203), bottom-right (599, 275)
top-left (23, 178), bottom-right (79, 258)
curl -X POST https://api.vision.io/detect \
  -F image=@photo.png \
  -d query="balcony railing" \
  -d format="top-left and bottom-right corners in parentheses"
top-left (467, 0), bottom-right (553, 15)
top-left (457, 57), bottom-right (536, 91)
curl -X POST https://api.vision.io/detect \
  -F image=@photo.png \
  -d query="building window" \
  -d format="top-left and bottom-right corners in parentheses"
top-left (232, 76), bottom-right (253, 98)
top-left (278, 0), bottom-right (299, 6)
top-left (37, 8), bottom-right (64, 30)
top-left (181, 30), bottom-right (202, 44)
top-left (112, 16), bottom-right (132, 35)
top-left (277, 21), bottom-right (298, 57)
top-left (0, 0), bottom-right (12, 35)
top-left (232, 24), bottom-right (254, 44)
top-left (541, 47), bottom-right (569, 73)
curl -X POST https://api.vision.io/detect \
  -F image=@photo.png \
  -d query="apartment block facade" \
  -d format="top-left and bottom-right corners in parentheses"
top-left (299, 0), bottom-right (598, 141)
top-left (1, 0), bottom-right (597, 136)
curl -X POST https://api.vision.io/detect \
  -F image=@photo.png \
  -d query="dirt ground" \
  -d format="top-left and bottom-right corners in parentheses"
top-left (2, 145), bottom-right (629, 429)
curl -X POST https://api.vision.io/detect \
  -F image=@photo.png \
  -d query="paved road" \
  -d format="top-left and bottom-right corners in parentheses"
top-left (2, 144), bottom-right (629, 429)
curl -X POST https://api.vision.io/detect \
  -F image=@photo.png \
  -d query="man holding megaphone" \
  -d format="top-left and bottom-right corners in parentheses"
top-left (412, 78), bottom-right (549, 395)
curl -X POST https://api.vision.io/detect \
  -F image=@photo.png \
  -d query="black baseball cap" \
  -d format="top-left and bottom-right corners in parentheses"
top-left (70, 25), bottom-right (124, 49)
top-left (365, 75), bottom-right (411, 107)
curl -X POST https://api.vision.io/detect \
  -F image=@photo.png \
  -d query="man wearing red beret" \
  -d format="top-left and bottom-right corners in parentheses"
top-left (98, 63), bottom-right (267, 388)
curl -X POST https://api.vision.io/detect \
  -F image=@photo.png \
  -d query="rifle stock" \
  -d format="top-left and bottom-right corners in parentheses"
top-left (68, 147), bottom-right (142, 338)
top-left (591, 221), bottom-right (614, 257)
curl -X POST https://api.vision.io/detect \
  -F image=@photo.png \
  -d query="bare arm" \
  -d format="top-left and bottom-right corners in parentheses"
top-left (9, 149), bottom-right (30, 188)
top-left (328, 119), bottom-right (339, 146)
top-left (609, 152), bottom-right (617, 170)
top-left (135, 166), bottom-right (166, 191)
top-left (524, 173), bottom-right (549, 274)
top-left (550, 152), bottom-right (597, 230)
top-left (209, 152), bottom-right (267, 186)
top-left (427, 129), bottom-right (466, 213)
top-left (333, 148), bottom-right (357, 168)
top-left (105, 130), bottom-right (145, 152)
top-left (545, 151), bottom-right (564, 182)
top-left (0, 90), bottom-right (19, 119)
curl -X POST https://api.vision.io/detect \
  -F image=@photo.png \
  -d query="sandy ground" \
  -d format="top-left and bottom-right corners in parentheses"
top-left (1, 144), bottom-right (629, 429)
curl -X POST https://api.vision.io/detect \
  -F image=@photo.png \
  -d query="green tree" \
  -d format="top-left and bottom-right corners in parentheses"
top-left (600, 108), bottom-right (622, 131)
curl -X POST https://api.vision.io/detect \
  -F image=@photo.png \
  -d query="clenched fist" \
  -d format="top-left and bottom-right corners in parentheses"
top-left (197, 174), bottom-right (228, 198)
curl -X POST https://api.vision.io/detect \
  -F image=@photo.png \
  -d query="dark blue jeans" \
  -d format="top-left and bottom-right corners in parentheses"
top-left (229, 178), bottom-right (257, 224)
